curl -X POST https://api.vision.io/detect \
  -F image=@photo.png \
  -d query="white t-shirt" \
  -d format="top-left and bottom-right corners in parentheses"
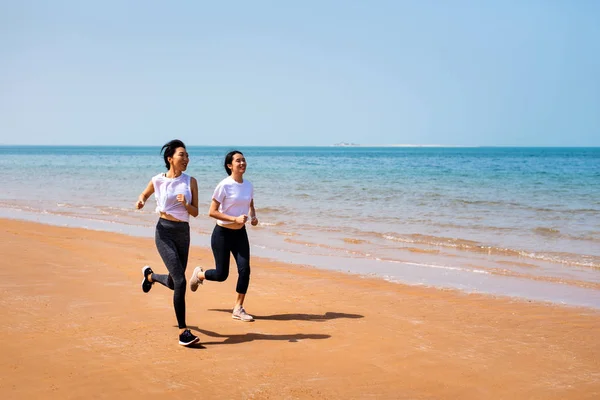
top-left (152, 173), bottom-right (192, 222)
top-left (212, 176), bottom-right (254, 226)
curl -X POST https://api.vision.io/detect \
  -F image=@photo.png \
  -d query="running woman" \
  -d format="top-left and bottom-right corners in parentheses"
top-left (136, 139), bottom-right (200, 346)
top-left (189, 150), bottom-right (258, 322)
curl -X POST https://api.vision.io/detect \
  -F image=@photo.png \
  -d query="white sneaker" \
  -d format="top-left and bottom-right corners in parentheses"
top-left (232, 306), bottom-right (254, 322)
top-left (189, 266), bottom-right (203, 292)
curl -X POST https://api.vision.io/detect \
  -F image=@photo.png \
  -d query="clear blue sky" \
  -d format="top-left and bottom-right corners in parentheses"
top-left (1, 0), bottom-right (598, 146)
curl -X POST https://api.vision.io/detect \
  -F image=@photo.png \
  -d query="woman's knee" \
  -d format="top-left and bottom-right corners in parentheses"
top-left (213, 270), bottom-right (229, 282)
top-left (238, 262), bottom-right (251, 279)
top-left (172, 275), bottom-right (187, 291)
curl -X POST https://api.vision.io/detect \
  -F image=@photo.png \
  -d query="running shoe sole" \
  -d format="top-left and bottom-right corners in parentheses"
top-left (179, 336), bottom-right (200, 346)
top-left (141, 266), bottom-right (154, 293)
top-left (232, 311), bottom-right (254, 322)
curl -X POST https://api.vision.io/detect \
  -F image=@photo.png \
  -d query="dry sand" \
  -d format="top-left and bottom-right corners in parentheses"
top-left (1, 218), bottom-right (599, 399)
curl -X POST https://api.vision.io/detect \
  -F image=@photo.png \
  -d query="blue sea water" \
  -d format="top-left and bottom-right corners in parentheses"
top-left (1, 145), bottom-right (599, 308)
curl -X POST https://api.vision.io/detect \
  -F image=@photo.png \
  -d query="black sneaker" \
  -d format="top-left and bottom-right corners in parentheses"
top-left (141, 266), bottom-right (154, 293)
top-left (178, 329), bottom-right (200, 346)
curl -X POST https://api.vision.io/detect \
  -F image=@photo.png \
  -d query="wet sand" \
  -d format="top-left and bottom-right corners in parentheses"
top-left (1, 218), bottom-right (599, 399)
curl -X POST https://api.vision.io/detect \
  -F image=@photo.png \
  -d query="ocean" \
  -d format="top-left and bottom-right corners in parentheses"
top-left (1, 145), bottom-right (599, 308)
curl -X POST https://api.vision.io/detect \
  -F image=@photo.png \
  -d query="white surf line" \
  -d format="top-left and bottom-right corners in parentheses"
top-left (375, 258), bottom-right (490, 274)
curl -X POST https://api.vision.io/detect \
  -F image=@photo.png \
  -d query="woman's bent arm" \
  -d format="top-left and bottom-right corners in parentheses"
top-left (184, 177), bottom-right (199, 217)
top-left (136, 180), bottom-right (155, 209)
top-left (209, 199), bottom-right (245, 223)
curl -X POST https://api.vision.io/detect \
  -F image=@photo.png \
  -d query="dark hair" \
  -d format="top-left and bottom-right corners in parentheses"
top-left (224, 150), bottom-right (243, 175)
top-left (160, 139), bottom-right (186, 170)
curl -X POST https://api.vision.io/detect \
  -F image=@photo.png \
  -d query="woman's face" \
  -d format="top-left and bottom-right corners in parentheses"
top-left (228, 153), bottom-right (246, 175)
top-left (169, 147), bottom-right (189, 171)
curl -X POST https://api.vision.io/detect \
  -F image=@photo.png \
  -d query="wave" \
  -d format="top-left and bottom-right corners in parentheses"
top-left (495, 260), bottom-right (539, 269)
top-left (533, 227), bottom-right (561, 236)
top-left (434, 222), bottom-right (516, 232)
top-left (465, 264), bottom-right (600, 290)
top-left (282, 238), bottom-right (372, 258)
top-left (405, 247), bottom-right (440, 254)
top-left (452, 199), bottom-right (600, 214)
top-left (284, 238), bottom-right (326, 248)
top-left (257, 206), bottom-right (291, 215)
top-left (0, 202), bottom-right (37, 212)
top-left (374, 258), bottom-right (490, 275)
top-left (453, 199), bottom-right (513, 207)
top-left (253, 221), bottom-right (285, 227)
top-left (381, 233), bottom-right (600, 269)
top-left (343, 238), bottom-right (367, 244)
top-left (291, 193), bottom-right (312, 199)
top-left (383, 233), bottom-right (482, 248)
top-left (277, 231), bottom-right (297, 236)
top-left (530, 227), bottom-right (600, 242)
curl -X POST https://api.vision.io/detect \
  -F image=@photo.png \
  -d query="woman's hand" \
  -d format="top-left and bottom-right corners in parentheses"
top-left (234, 215), bottom-right (249, 224)
top-left (251, 216), bottom-right (259, 226)
top-left (176, 194), bottom-right (187, 206)
top-left (136, 200), bottom-right (145, 209)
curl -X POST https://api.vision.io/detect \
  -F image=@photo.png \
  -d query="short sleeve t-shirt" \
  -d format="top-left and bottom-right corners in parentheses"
top-left (212, 176), bottom-right (254, 226)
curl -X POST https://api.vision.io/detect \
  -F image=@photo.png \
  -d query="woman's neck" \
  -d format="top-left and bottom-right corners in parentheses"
top-left (231, 173), bottom-right (243, 183)
top-left (166, 169), bottom-right (182, 179)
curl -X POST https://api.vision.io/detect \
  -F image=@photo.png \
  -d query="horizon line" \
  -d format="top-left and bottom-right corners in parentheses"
top-left (1, 144), bottom-right (599, 148)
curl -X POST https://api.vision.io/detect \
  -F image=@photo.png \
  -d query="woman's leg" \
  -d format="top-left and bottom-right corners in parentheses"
top-left (230, 227), bottom-right (253, 321)
top-left (149, 271), bottom-right (174, 289)
top-left (154, 219), bottom-right (189, 330)
top-left (150, 222), bottom-right (175, 289)
top-left (231, 227), bottom-right (251, 297)
top-left (204, 225), bottom-right (232, 283)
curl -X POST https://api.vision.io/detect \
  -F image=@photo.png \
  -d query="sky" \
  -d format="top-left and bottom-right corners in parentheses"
top-left (1, 1), bottom-right (599, 147)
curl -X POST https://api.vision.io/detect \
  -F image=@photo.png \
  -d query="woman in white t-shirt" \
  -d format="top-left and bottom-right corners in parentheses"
top-left (189, 150), bottom-right (258, 322)
top-left (135, 139), bottom-right (201, 346)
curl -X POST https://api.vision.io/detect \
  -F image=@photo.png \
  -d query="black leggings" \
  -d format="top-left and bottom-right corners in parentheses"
top-left (152, 218), bottom-right (190, 329)
top-left (205, 225), bottom-right (251, 294)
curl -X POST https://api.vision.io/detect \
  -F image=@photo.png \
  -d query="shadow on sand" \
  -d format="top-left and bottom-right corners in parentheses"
top-left (208, 309), bottom-right (365, 322)
top-left (185, 326), bottom-right (331, 346)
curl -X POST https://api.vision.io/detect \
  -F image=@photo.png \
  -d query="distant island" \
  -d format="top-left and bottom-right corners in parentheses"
top-left (333, 142), bottom-right (360, 147)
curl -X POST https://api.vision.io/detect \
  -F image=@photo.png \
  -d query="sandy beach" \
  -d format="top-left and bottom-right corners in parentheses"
top-left (1, 218), bottom-right (599, 399)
